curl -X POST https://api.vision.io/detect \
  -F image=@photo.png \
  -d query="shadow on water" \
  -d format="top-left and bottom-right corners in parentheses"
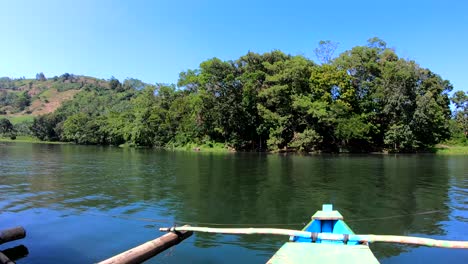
top-left (0, 245), bottom-right (29, 263)
top-left (0, 142), bottom-right (466, 263)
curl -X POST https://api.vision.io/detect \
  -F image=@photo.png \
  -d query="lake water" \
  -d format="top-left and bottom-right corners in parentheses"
top-left (0, 142), bottom-right (467, 263)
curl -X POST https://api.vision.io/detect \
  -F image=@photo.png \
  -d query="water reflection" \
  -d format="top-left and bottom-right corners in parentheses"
top-left (1, 245), bottom-right (29, 262)
top-left (0, 142), bottom-right (467, 263)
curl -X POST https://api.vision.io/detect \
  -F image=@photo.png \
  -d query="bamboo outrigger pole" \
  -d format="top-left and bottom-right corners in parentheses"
top-left (0, 252), bottom-right (14, 264)
top-left (99, 226), bottom-right (192, 264)
top-left (0, 226), bottom-right (27, 264)
top-left (159, 226), bottom-right (468, 249)
top-left (0, 227), bottom-right (26, 245)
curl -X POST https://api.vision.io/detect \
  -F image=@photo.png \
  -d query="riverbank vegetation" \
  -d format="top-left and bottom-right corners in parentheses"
top-left (0, 135), bottom-right (67, 144)
top-left (1, 38), bottom-right (467, 153)
top-left (431, 144), bottom-right (468, 155)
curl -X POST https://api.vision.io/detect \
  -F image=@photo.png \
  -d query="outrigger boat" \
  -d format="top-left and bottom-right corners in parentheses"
top-left (102, 204), bottom-right (468, 264)
top-left (267, 204), bottom-right (378, 263)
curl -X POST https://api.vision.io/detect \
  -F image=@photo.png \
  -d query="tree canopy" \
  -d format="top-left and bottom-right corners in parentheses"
top-left (1, 38), bottom-right (463, 152)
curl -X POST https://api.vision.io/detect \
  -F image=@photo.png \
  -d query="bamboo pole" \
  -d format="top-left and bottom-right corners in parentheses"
top-left (159, 226), bottom-right (468, 249)
top-left (0, 252), bottom-right (14, 264)
top-left (160, 227), bottom-right (312, 238)
top-left (0, 227), bottom-right (26, 245)
top-left (99, 226), bottom-right (192, 264)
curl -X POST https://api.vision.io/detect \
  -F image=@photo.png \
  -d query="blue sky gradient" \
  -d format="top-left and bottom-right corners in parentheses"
top-left (1, 0), bottom-right (467, 93)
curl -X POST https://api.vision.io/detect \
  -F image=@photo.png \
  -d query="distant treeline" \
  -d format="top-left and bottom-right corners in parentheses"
top-left (1, 38), bottom-right (467, 152)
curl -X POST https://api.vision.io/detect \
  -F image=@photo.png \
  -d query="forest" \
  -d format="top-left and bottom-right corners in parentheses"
top-left (1, 38), bottom-right (467, 152)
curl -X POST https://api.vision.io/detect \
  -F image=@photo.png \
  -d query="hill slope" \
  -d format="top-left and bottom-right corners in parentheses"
top-left (0, 75), bottom-right (109, 118)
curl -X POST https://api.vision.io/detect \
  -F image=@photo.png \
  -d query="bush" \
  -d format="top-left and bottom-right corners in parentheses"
top-left (14, 121), bottom-right (33, 136)
top-left (51, 82), bottom-right (82, 92)
top-left (288, 129), bottom-right (323, 152)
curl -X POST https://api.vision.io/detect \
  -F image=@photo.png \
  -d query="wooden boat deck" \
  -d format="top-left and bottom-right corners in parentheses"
top-left (267, 242), bottom-right (379, 264)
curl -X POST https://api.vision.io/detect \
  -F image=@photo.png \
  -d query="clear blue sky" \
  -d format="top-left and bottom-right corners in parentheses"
top-left (0, 0), bottom-right (467, 92)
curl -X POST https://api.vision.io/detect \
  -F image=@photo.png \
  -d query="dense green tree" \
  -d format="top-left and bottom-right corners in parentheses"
top-left (179, 57), bottom-right (250, 148)
top-left (123, 78), bottom-right (145, 91)
top-left (125, 86), bottom-right (158, 146)
top-left (62, 113), bottom-right (101, 144)
top-left (0, 77), bottom-right (14, 89)
top-left (257, 53), bottom-right (314, 150)
top-left (0, 118), bottom-right (14, 134)
top-left (333, 38), bottom-right (452, 151)
top-left (148, 85), bottom-right (179, 146)
top-left (168, 92), bottom-right (204, 146)
top-left (451, 91), bottom-right (468, 140)
top-left (109, 77), bottom-right (122, 91)
top-left (0, 117), bottom-right (16, 139)
top-left (410, 70), bottom-right (452, 148)
top-left (31, 113), bottom-right (61, 141)
top-left (4, 38), bottom-right (456, 152)
top-left (0, 91), bottom-right (18, 107)
top-left (288, 128), bottom-right (322, 151)
top-left (15, 91), bottom-right (31, 110)
top-left (235, 52), bottom-right (271, 150)
top-left (13, 120), bottom-right (33, 136)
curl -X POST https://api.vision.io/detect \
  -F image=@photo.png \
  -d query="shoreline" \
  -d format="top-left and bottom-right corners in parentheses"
top-left (0, 136), bottom-right (69, 145)
top-left (1, 137), bottom-right (467, 155)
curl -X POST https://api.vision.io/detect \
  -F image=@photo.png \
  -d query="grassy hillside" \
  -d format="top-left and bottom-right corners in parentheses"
top-left (0, 74), bottom-right (109, 117)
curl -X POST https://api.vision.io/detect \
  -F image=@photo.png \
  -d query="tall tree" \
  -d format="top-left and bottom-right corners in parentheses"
top-left (31, 113), bottom-right (61, 141)
top-left (0, 118), bottom-right (15, 139)
top-left (451, 91), bottom-right (468, 138)
top-left (0, 118), bottom-right (14, 134)
top-left (126, 86), bottom-right (158, 146)
top-left (36, 72), bottom-right (46, 81)
top-left (258, 54), bottom-right (314, 150)
top-left (109, 76), bottom-right (123, 91)
top-left (314, 40), bottom-right (338, 64)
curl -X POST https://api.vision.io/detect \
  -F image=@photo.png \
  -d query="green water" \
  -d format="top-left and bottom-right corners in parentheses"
top-left (0, 142), bottom-right (467, 263)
